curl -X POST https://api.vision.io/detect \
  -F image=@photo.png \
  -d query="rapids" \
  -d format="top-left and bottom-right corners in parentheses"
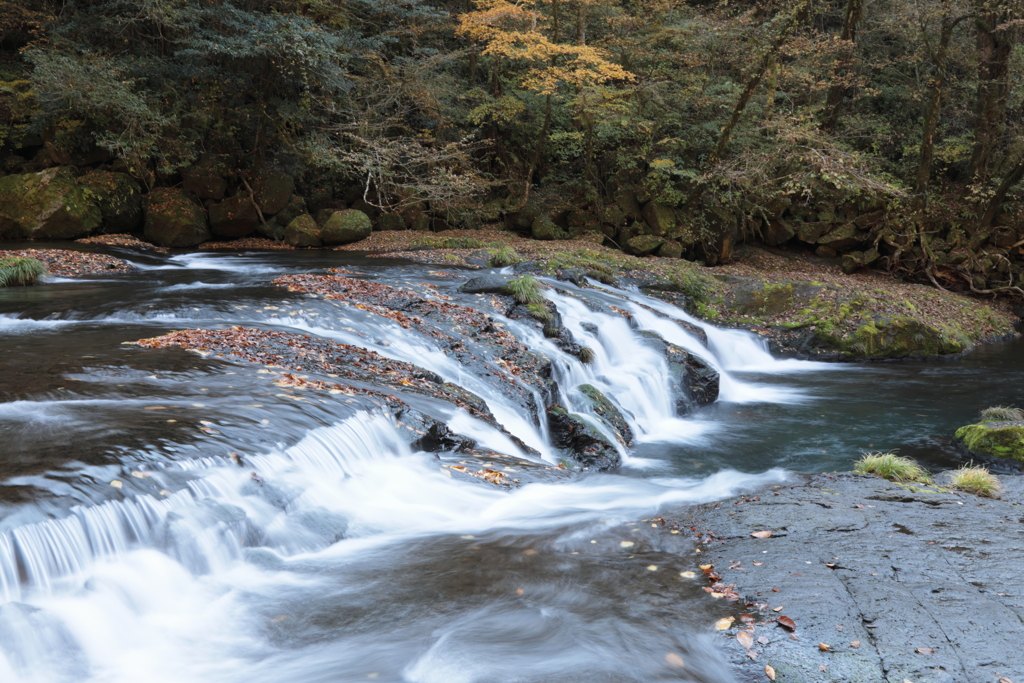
top-left (0, 244), bottom-right (1020, 682)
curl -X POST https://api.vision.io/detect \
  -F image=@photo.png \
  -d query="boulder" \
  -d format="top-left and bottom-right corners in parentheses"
top-left (376, 213), bottom-right (406, 231)
top-left (320, 209), bottom-right (372, 245)
top-left (577, 384), bottom-right (634, 446)
top-left (694, 208), bottom-right (738, 265)
top-left (505, 201), bottom-right (542, 232)
top-left (478, 199), bottom-right (505, 224)
top-left (624, 234), bottom-right (664, 256)
top-left (763, 220), bottom-right (795, 246)
top-left (143, 188), bottom-right (210, 247)
top-left (261, 195), bottom-right (308, 241)
top-left (816, 223), bottom-right (865, 252)
top-left (0, 167), bottom-right (102, 239)
top-left (547, 405), bottom-right (620, 470)
top-left (459, 274), bottom-right (514, 294)
top-left (253, 170), bottom-right (294, 215)
top-left (532, 215), bottom-right (568, 240)
top-left (614, 188), bottom-right (643, 221)
top-left (409, 213), bottom-right (432, 232)
top-left (76, 170), bottom-right (143, 234)
top-left (641, 202), bottom-right (677, 236)
top-left (657, 240), bottom-right (684, 259)
top-left (181, 154), bottom-right (233, 201)
top-left (840, 248), bottom-right (880, 274)
top-left (208, 194), bottom-right (260, 238)
top-left (955, 421), bottom-right (1024, 463)
top-left (284, 214), bottom-right (321, 247)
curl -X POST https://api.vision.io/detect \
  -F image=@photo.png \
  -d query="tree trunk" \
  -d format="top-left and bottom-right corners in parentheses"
top-left (969, 7), bottom-right (1014, 183)
top-left (820, 0), bottom-right (862, 132)
top-left (981, 152), bottom-right (1024, 228)
top-left (577, 1), bottom-right (586, 45)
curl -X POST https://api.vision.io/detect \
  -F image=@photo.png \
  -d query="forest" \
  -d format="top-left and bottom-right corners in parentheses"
top-left (2, 0), bottom-right (1024, 294)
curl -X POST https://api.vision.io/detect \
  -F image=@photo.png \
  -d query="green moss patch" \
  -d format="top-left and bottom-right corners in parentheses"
top-left (955, 422), bottom-right (1024, 462)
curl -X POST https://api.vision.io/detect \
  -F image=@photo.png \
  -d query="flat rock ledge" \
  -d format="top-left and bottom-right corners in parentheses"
top-left (671, 472), bottom-right (1024, 683)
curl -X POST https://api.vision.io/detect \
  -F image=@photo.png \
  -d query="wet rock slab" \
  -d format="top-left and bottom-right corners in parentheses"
top-left (673, 473), bottom-right (1024, 683)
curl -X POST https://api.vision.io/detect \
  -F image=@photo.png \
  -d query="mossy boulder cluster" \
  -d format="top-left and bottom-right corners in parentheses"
top-left (0, 167), bottom-right (102, 239)
top-left (955, 421), bottom-right (1024, 463)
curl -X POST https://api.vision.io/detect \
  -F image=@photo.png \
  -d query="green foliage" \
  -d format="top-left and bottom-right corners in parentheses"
top-left (488, 246), bottom-right (522, 268)
top-left (506, 275), bottom-right (544, 305)
top-left (526, 302), bottom-right (552, 322)
top-left (0, 256), bottom-right (48, 286)
top-left (949, 465), bottom-right (1002, 499)
top-left (577, 346), bottom-right (595, 365)
top-left (980, 406), bottom-right (1024, 423)
top-left (854, 452), bottom-right (932, 484)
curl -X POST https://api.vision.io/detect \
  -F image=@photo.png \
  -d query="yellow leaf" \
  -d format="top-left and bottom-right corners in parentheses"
top-left (664, 652), bottom-right (685, 668)
top-left (680, 571), bottom-right (696, 579)
top-left (766, 664), bottom-right (776, 681)
top-left (737, 631), bottom-right (754, 649)
top-left (750, 530), bottom-right (773, 539)
top-left (110, 480), bottom-right (123, 489)
top-left (819, 643), bottom-right (830, 651)
top-left (714, 616), bottom-right (734, 630)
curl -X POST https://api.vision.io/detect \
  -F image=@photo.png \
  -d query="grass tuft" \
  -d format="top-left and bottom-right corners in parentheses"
top-left (507, 275), bottom-right (544, 305)
top-left (0, 256), bottom-right (48, 287)
top-left (526, 302), bottom-right (552, 322)
top-left (949, 464), bottom-right (1002, 498)
top-left (577, 346), bottom-right (595, 365)
top-left (854, 451), bottom-right (932, 484)
top-left (488, 246), bottom-right (522, 268)
top-left (980, 406), bottom-right (1024, 423)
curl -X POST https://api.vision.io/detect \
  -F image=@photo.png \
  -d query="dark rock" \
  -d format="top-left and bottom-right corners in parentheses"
top-left (411, 422), bottom-right (477, 453)
top-left (208, 194), bottom-right (260, 238)
top-left (505, 201), bottom-right (542, 232)
top-left (181, 154), bottom-right (232, 200)
top-left (657, 240), bottom-right (684, 259)
top-left (815, 245), bottom-right (838, 258)
top-left (143, 188), bottom-right (210, 247)
top-left (254, 170), bottom-right (294, 215)
top-left (320, 209), bottom-right (372, 245)
top-left (76, 170), bottom-right (143, 234)
top-left (547, 404), bottom-right (620, 470)
top-left (641, 202), bottom-right (676, 236)
top-left (459, 274), bottom-right (514, 294)
top-left (624, 234), bottom-right (665, 256)
top-left (763, 219), bottom-right (795, 246)
top-left (532, 215), bottom-right (568, 240)
top-left (665, 342), bottom-right (719, 411)
top-left (0, 167), bottom-right (102, 239)
top-left (955, 420), bottom-right (1024, 463)
top-left (284, 214), bottom-right (321, 247)
top-left (376, 213), bottom-right (406, 231)
top-left (577, 384), bottom-right (634, 446)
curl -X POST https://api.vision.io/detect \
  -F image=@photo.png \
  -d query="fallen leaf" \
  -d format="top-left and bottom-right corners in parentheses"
top-left (699, 564), bottom-right (713, 571)
top-left (522, 549), bottom-right (538, 555)
top-left (850, 640), bottom-right (861, 648)
top-left (825, 562), bottom-right (836, 568)
top-left (737, 631), bottom-right (754, 649)
top-left (777, 616), bottom-right (796, 631)
top-left (915, 647), bottom-right (935, 655)
top-left (748, 650), bottom-right (759, 659)
top-left (998, 678), bottom-right (1011, 683)
top-left (665, 652), bottom-right (685, 668)
top-left (620, 541), bottom-right (635, 548)
top-left (766, 664), bottom-right (776, 681)
top-left (740, 614), bottom-right (755, 623)
top-left (680, 571), bottom-right (696, 579)
top-left (750, 530), bottom-right (773, 539)
top-left (110, 480), bottom-right (123, 489)
top-left (819, 643), bottom-right (830, 651)
top-left (773, 606), bottom-right (784, 612)
top-left (758, 635), bottom-right (770, 645)
top-left (753, 561), bottom-right (764, 566)
top-left (715, 616), bottom-right (735, 630)
top-left (820, 665), bottom-right (827, 671)
top-left (515, 589), bottom-right (524, 595)
top-left (646, 565), bottom-right (658, 571)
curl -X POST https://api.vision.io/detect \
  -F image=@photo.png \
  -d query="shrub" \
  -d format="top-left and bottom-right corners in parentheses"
top-left (854, 451), bottom-right (932, 484)
top-left (980, 406), bottom-right (1024, 423)
top-left (507, 275), bottom-right (544, 305)
top-left (577, 346), bottom-right (595, 364)
top-left (0, 256), bottom-right (48, 286)
top-left (949, 465), bottom-right (1002, 498)
top-left (488, 246), bottom-right (522, 268)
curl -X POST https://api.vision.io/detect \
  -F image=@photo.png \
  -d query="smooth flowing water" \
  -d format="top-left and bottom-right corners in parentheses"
top-left (0, 243), bottom-right (1019, 682)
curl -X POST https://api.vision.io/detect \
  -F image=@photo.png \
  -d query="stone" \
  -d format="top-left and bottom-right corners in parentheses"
top-left (320, 209), bottom-right (372, 245)
top-left (284, 214), bottom-right (321, 247)
top-left (956, 421), bottom-right (1024, 462)
top-left (0, 167), bottom-right (102, 240)
top-left (795, 221), bottom-right (830, 244)
top-left (375, 213), bottom-right (406, 231)
top-left (641, 202), bottom-right (677, 236)
top-left (208, 194), bottom-right (260, 238)
top-left (75, 170), bottom-right (143, 233)
top-left (143, 188), bottom-right (210, 247)
top-left (614, 188), bottom-right (643, 221)
top-left (478, 199), bottom-right (505, 224)
top-left (656, 240), bottom-right (683, 259)
top-left (253, 170), bottom-right (294, 215)
top-left (409, 214), bottom-right (432, 232)
top-left (273, 195), bottom-right (308, 229)
top-left (459, 274), bottom-right (514, 294)
top-left (763, 220), bottom-right (795, 246)
top-left (817, 223), bottom-right (865, 252)
top-left (815, 245), bottom-right (838, 258)
top-left (546, 405), bottom-right (620, 470)
top-left (624, 234), bottom-right (664, 256)
top-left (506, 201), bottom-right (542, 232)
top-left (693, 207), bottom-right (738, 265)
top-left (181, 154), bottom-right (233, 201)
top-left (531, 215), bottom-right (568, 240)
top-left (577, 384), bottom-right (634, 446)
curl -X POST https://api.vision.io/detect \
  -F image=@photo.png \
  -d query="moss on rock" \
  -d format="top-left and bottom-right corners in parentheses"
top-left (143, 188), bottom-right (211, 247)
top-left (76, 170), bottom-right (143, 234)
top-left (0, 167), bottom-right (103, 239)
top-left (284, 214), bottom-right (321, 247)
top-left (955, 422), bottom-right (1024, 462)
top-left (578, 384), bottom-right (634, 446)
top-left (320, 209), bottom-right (372, 245)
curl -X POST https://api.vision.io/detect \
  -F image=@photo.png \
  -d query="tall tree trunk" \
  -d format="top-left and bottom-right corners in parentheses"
top-left (981, 152), bottom-right (1024, 228)
top-left (576, 1), bottom-right (586, 45)
top-left (820, 0), bottom-right (862, 132)
top-left (969, 6), bottom-right (1014, 183)
top-left (914, 12), bottom-right (970, 210)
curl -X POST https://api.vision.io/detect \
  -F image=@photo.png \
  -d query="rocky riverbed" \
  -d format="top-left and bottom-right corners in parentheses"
top-left (675, 472), bottom-right (1024, 683)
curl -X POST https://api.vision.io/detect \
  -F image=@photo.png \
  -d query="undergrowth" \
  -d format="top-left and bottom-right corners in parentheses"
top-left (0, 256), bottom-right (48, 286)
top-left (488, 246), bottom-right (522, 268)
top-left (854, 451), bottom-right (932, 484)
top-left (948, 465), bottom-right (1002, 498)
top-left (980, 406), bottom-right (1024, 423)
top-left (507, 275), bottom-right (544, 305)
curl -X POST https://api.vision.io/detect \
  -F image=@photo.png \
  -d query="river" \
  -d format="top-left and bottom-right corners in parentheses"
top-left (0, 244), bottom-right (1018, 682)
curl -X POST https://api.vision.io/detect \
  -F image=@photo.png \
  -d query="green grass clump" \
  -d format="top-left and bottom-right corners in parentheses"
top-left (854, 451), bottom-right (932, 484)
top-left (0, 256), bottom-right (48, 287)
top-left (980, 406), bottom-right (1024, 423)
top-left (577, 346), bottom-right (595, 364)
top-left (488, 246), bottom-right (522, 268)
top-left (949, 465), bottom-right (1002, 498)
top-left (526, 302), bottom-right (552, 322)
top-left (507, 275), bottom-right (544, 305)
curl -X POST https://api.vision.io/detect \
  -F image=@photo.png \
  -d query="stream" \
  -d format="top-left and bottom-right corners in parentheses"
top-left (0, 244), bottom-right (1020, 683)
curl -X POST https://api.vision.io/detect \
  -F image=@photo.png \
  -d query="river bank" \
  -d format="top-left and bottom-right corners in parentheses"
top-left (676, 472), bottom-right (1024, 683)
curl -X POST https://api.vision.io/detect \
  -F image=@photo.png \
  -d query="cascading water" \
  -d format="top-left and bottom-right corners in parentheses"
top-left (0, 249), bottom-right (855, 683)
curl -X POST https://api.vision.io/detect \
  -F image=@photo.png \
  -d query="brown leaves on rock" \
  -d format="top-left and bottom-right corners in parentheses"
top-left (737, 631), bottom-right (754, 649)
top-left (765, 664), bottom-right (776, 681)
top-left (915, 647), bottom-right (935, 655)
top-left (0, 248), bottom-right (134, 277)
top-left (776, 616), bottom-right (796, 631)
top-left (750, 530), bottom-right (773, 539)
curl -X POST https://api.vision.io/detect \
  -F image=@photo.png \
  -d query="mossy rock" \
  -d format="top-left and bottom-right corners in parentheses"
top-left (208, 194), bottom-right (260, 238)
top-left (0, 167), bottom-right (102, 239)
top-left (320, 209), bottom-right (372, 245)
top-left (143, 188), bottom-right (211, 247)
top-left (641, 202), bottom-right (677, 237)
top-left (284, 214), bottom-right (321, 247)
top-left (955, 422), bottom-right (1024, 462)
top-left (254, 170), bottom-right (294, 215)
top-left (657, 240), bottom-right (684, 259)
top-left (181, 154), bottom-right (233, 200)
top-left (376, 213), bottom-right (406, 231)
top-left (763, 220), bottom-right (795, 246)
top-left (624, 234), bottom-right (665, 256)
top-left (546, 404), bottom-right (620, 471)
top-left (505, 201), bottom-right (541, 232)
top-left (531, 215), bottom-right (568, 241)
top-left (75, 170), bottom-right (142, 234)
top-left (578, 384), bottom-right (634, 446)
